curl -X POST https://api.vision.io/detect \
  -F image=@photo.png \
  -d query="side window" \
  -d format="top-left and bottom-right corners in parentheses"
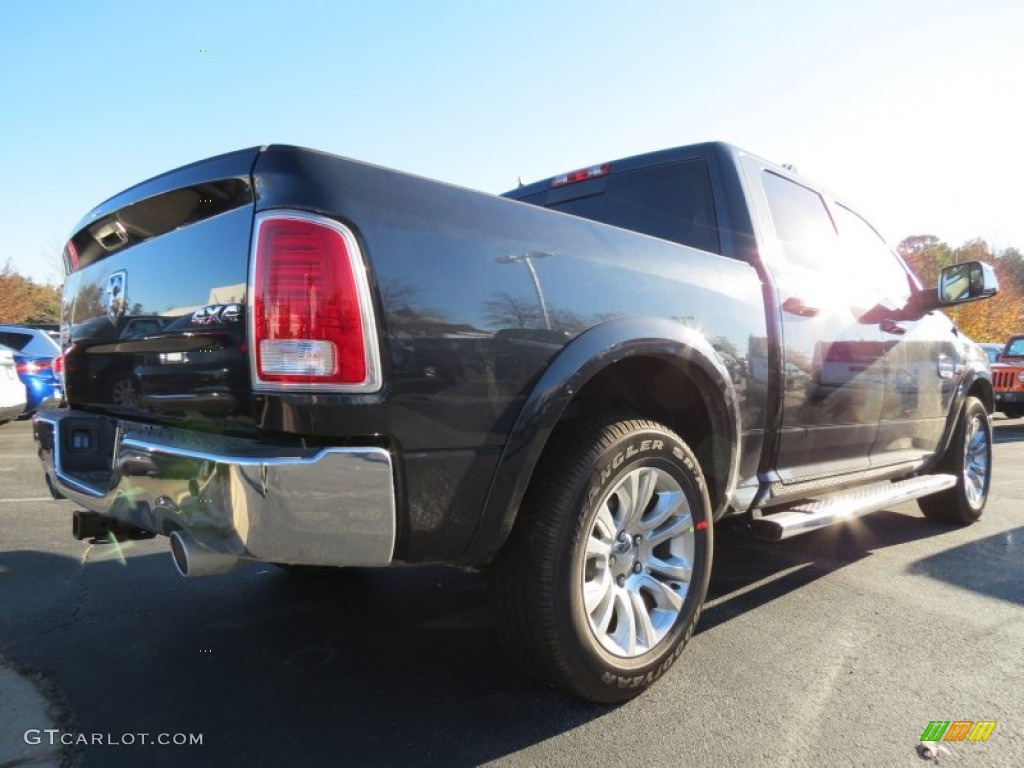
top-left (831, 204), bottom-right (912, 302)
top-left (548, 160), bottom-right (721, 255)
top-left (761, 172), bottom-right (839, 271)
top-left (0, 332), bottom-right (32, 351)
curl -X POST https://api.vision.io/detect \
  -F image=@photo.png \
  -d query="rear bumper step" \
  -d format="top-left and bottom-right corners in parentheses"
top-left (751, 474), bottom-right (958, 541)
top-left (33, 408), bottom-right (397, 568)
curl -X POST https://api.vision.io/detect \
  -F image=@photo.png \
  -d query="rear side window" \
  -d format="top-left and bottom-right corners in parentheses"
top-left (0, 331), bottom-right (33, 351)
top-left (761, 172), bottom-right (838, 271)
top-left (544, 160), bottom-right (721, 254)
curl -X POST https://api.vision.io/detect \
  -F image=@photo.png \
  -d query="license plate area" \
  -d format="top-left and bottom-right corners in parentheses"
top-left (56, 415), bottom-right (118, 493)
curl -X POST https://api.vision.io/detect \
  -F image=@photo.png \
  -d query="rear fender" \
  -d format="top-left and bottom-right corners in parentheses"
top-left (461, 317), bottom-right (740, 563)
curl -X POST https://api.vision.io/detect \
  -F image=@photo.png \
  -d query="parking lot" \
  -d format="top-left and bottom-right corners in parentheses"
top-left (1, 416), bottom-right (1022, 767)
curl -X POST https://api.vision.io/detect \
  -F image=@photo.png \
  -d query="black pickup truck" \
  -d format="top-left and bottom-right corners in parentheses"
top-left (35, 142), bottom-right (997, 702)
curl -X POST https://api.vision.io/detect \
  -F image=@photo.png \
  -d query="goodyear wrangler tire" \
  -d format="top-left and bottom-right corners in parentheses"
top-left (487, 418), bottom-right (712, 703)
top-left (917, 396), bottom-right (991, 525)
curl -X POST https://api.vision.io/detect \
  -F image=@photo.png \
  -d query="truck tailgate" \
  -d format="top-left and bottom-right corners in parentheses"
top-left (62, 148), bottom-right (261, 431)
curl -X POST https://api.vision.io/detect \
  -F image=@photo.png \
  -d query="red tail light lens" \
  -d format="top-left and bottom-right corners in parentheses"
top-left (15, 360), bottom-right (50, 375)
top-left (250, 212), bottom-right (380, 391)
top-left (65, 241), bottom-right (79, 272)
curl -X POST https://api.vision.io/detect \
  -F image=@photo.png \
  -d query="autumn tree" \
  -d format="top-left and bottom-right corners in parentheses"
top-left (898, 235), bottom-right (954, 287)
top-left (996, 246), bottom-right (1024, 295)
top-left (0, 262), bottom-right (61, 324)
top-left (898, 236), bottom-right (1024, 341)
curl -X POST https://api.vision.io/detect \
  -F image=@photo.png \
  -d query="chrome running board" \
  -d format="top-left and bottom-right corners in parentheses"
top-left (751, 474), bottom-right (958, 541)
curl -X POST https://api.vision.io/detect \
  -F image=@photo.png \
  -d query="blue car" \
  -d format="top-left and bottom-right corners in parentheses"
top-left (0, 325), bottom-right (62, 417)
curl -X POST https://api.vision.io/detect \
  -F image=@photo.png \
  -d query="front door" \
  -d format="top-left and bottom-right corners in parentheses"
top-left (827, 203), bottom-right (958, 466)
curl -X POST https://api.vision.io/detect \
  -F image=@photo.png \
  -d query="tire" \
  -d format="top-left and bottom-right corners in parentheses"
top-left (487, 418), bottom-right (713, 703)
top-left (917, 396), bottom-right (992, 524)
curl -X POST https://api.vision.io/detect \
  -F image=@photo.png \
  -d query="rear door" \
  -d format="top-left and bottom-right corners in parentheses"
top-left (743, 160), bottom-right (887, 483)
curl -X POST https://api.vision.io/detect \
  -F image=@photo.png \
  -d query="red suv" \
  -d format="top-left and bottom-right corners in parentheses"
top-left (992, 335), bottom-right (1024, 418)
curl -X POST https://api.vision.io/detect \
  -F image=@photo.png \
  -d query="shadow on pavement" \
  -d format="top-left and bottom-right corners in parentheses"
top-left (0, 549), bottom-right (601, 768)
top-left (0, 507), bottom-right (1001, 767)
top-left (701, 508), bottom-right (970, 631)
top-left (906, 526), bottom-right (1024, 606)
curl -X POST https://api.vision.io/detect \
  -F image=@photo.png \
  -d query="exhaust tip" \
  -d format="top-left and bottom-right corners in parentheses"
top-left (169, 531), bottom-right (238, 578)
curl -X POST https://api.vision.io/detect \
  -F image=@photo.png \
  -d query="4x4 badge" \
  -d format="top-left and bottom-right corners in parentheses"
top-left (105, 270), bottom-right (127, 322)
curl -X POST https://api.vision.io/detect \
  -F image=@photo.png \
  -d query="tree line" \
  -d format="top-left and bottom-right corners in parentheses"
top-left (0, 262), bottom-right (61, 324)
top-left (897, 236), bottom-right (1024, 342)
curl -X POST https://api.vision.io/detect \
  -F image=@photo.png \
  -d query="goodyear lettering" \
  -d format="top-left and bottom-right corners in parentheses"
top-left (600, 628), bottom-right (690, 689)
top-left (612, 440), bottom-right (663, 470)
top-left (619, 672), bottom-right (656, 689)
top-left (593, 439), bottom-right (669, 500)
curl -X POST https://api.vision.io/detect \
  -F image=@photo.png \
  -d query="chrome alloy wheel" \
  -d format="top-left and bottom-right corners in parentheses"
top-left (963, 412), bottom-right (990, 508)
top-left (580, 465), bottom-right (695, 658)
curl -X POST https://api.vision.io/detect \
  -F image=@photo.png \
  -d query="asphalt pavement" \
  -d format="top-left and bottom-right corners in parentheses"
top-left (1, 417), bottom-right (1022, 767)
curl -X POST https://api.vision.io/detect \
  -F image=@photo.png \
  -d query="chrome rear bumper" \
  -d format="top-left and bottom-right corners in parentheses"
top-left (33, 409), bottom-right (396, 567)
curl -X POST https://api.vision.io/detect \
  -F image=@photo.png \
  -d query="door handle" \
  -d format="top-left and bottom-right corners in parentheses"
top-left (782, 297), bottom-right (819, 317)
top-left (881, 319), bottom-right (907, 335)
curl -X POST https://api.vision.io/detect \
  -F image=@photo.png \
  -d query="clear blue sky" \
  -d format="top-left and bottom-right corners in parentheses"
top-left (2, 0), bottom-right (1021, 284)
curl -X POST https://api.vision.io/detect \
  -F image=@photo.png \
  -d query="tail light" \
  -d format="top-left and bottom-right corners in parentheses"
top-left (65, 240), bottom-right (79, 273)
top-left (249, 211), bottom-right (381, 392)
top-left (551, 162), bottom-right (611, 188)
top-left (15, 359), bottom-right (51, 375)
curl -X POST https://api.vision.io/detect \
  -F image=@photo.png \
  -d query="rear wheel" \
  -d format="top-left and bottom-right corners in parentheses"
top-left (488, 418), bottom-right (713, 703)
top-left (1001, 405), bottom-right (1024, 420)
top-left (918, 396), bottom-right (991, 524)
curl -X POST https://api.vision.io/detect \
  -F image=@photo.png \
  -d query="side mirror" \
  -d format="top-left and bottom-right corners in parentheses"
top-left (937, 261), bottom-right (998, 305)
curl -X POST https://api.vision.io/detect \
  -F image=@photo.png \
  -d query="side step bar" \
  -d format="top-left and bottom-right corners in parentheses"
top-left (751, 474), bottom-right (958, 541)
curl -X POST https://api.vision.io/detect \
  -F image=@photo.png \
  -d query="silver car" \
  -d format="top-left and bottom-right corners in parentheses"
top-left (0, 345), bottom-right (27, 425)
